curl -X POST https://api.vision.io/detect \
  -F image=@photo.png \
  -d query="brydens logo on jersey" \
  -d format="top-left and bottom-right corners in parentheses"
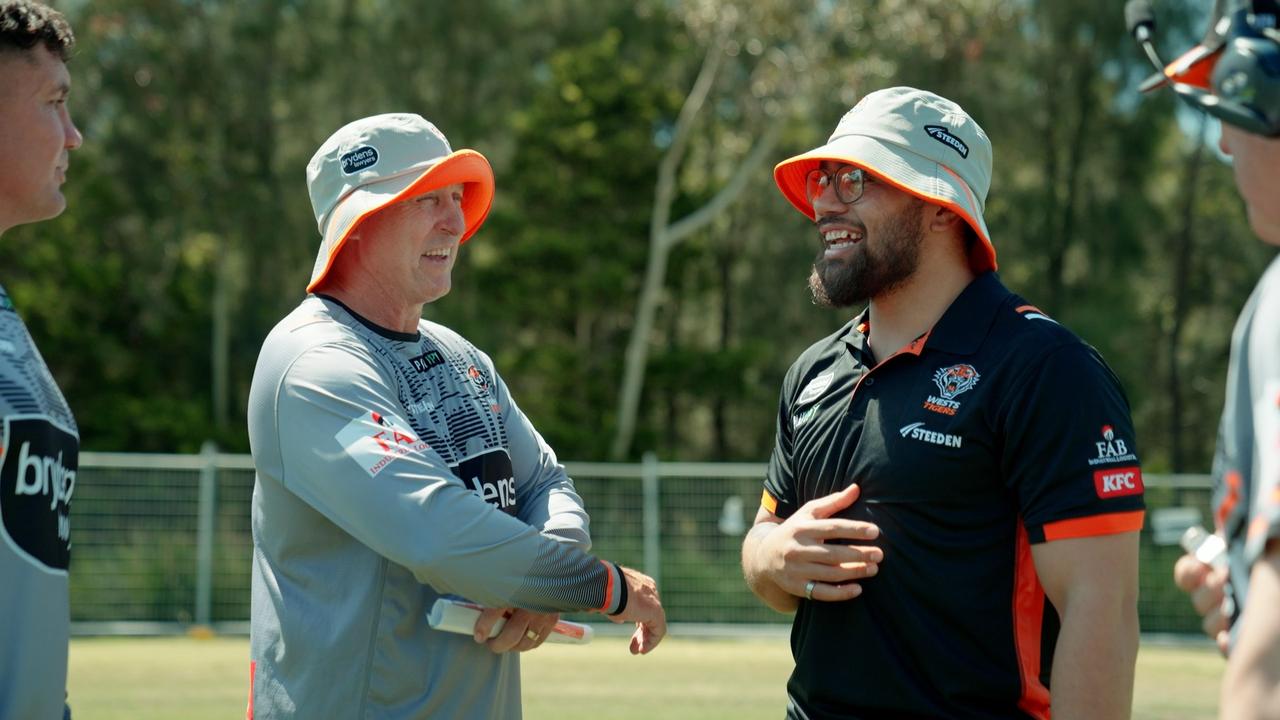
top-left (450, 448), bottom-right (517, 516)
top-left (1, 415), bottom-right (78, 573)
top-left (335, 410), bottom-right (429, 477)
top-left (1088, 424), bottom-right (1138, 466)
top-left (1094, 466), bottom-right (1143, 499)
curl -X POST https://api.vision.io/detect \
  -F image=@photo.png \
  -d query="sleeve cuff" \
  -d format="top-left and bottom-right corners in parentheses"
top-left (761, 489), bottom-right (779, 515)
top-left (1035, 510), bottom-right (1145, 543)
top-left (600, 560), bottom-right (628, 615)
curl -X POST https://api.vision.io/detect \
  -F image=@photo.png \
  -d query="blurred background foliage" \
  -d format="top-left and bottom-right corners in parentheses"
top-left (6, 0), bottom-right (1272, 471)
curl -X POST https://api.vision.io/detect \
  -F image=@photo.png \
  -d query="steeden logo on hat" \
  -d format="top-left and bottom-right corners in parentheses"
top-left (924, 126), bottom-right (969, 158)
top-left (340, 145), bottom-right (380, 175)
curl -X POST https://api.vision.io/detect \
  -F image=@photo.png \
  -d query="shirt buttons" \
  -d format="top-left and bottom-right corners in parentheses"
top-left (864, 377), bottom-right (875, 386)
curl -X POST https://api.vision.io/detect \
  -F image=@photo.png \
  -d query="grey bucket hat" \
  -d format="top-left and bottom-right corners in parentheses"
top-left (774, 87), bottom-right (996, 272)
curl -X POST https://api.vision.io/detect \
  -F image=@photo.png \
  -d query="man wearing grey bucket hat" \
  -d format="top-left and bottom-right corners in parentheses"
top-left (742, 87), bottom-right (1143, 719)
top-left (247, 113), bottom-right (665, 720)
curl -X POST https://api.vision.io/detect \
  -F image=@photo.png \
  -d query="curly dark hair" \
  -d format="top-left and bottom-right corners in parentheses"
top-left (0, 1), bottom-right (74, 61)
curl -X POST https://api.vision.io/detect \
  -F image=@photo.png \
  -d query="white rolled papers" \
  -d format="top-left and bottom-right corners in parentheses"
top-left (427, 598), bottom-right (593, 645)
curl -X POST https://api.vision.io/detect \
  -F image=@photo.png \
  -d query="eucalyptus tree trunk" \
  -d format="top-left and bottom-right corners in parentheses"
top-left (608, 33), bottom-right (782, 460)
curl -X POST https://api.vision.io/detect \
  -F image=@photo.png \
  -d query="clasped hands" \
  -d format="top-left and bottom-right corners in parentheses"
top-left (756, 483), bottom-right (883, 602)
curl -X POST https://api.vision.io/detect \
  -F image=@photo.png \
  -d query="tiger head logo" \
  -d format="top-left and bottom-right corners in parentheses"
top-left (933, 364), bottom-right (980, 400)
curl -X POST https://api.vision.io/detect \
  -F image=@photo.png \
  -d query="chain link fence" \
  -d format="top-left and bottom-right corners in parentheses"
top-left (68, 451), bottom-right (1215, 636)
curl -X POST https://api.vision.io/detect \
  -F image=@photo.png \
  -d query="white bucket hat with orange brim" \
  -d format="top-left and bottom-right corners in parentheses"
top-left (774, 87), bottom-right (997, 273)
top-left (305, 113), bottom-right (494, 293)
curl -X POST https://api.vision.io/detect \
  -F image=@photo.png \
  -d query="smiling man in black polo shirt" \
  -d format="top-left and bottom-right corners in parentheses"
top-left (741, 87), bottom-right (1145, 720)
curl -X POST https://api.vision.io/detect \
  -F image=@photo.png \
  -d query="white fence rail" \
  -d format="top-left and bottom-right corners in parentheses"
top-left (69, 451), bottom-right (1214, 635)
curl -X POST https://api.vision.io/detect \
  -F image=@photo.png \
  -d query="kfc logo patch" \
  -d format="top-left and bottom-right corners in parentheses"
top-left (335, 410), bottom-right (429, 477)
top-left (1093, 466), bottom-right (1144, 498)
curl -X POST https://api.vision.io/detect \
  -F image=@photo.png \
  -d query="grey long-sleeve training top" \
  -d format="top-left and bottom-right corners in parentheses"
top-left (0, 283), bottom-right (78, 720)
top-left (247, 295), bottom-right (622, 720)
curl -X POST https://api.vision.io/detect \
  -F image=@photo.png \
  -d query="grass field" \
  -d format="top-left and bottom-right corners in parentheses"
top-left (68, 634), bottom-right (1223, 719)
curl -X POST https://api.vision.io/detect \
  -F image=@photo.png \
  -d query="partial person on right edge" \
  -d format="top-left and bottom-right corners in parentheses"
top-left (1130, 0), bottom-right (1280, 717)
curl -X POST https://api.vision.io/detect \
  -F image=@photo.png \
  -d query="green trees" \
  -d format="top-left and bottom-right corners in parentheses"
top-left (6, 0), bottom-right (1267, 472)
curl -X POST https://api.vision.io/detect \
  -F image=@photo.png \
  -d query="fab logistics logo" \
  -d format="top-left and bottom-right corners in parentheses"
top-left (1094, 466), bottom-right (1144, 499)
top-left (0, 415), bottom-right (78, 573)
top-left (450, 448), bottom-right (517, 516)
top-left (1088, 424), bottom-right (1138, 466)
top-left (924, 363), bottom-right (980, 416)
top-left (335, 410), bottom-right (429, 478)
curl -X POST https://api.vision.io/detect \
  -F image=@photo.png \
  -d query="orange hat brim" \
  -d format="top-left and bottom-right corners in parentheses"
top-left (307, 150), bottom-right (494, 293)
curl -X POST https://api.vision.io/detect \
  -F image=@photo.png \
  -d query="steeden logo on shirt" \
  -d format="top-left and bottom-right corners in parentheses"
top-left (899, 421), bottom-right (963, 448)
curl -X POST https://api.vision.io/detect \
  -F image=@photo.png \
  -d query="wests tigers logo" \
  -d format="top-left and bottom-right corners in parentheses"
top-left (933, 364), bottom-right (980, 400)
top-left (923, 364), bottom-right (981, 416)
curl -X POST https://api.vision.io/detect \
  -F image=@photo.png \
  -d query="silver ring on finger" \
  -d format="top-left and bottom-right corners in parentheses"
top-left (804, 580), bottom-right (816, 600)
top-left (525, 629), bottom-right (539, 642)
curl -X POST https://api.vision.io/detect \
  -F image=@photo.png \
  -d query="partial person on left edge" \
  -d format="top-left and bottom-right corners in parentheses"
top-left (0, 2), bottom-right (85, 720)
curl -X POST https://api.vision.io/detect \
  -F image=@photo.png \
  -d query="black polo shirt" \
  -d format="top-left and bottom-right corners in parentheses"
top-left (762, 272), bottom-right (1145, 720)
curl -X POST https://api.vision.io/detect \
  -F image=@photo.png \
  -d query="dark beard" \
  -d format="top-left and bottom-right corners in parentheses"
top-left (809, 199), bottom-right (924, 308)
